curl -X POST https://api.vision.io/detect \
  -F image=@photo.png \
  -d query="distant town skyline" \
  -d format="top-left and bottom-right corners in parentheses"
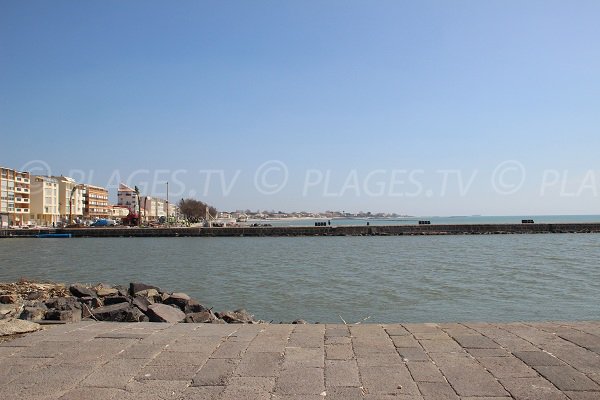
top-left (2, 1), bottom-right (599, 215)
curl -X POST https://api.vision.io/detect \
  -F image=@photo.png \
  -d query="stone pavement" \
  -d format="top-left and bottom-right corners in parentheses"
top-left (1, 321), bottom-right (599, 400)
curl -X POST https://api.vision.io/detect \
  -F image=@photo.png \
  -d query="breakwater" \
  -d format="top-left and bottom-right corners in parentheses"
top-left (2, 222), bottom-right (600, 238)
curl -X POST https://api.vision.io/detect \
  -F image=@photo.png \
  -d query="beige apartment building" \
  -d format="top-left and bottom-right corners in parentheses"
top-left (30, 176), bottom-right (60, 226)
top-left (54, 176), bottom-right (84, 223)
top-left (82, 184), bottom-right (110, 219)
top-left (1, 166), bottom-right (31, 227)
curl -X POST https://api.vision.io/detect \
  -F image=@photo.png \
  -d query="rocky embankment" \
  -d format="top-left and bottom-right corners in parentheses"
top-left (0, 280), bottom-right (262, 335)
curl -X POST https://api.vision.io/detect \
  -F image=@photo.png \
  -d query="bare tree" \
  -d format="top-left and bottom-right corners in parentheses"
top-left (178, 198), bottom-right (217, 223)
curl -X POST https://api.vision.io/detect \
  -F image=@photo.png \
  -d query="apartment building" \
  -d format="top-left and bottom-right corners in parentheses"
top-left (53, 176), bottom-right (84, 223)
top-left (82, 184), bottom-right (110, 219)
top-left (140, 196), bottom-right (167, 221)
top-left (0, 166), bottom-right (31, 227)
top-left (30, 175), bottom-right (59, 226)
top-left (117, 183), bottom-right (139, 212)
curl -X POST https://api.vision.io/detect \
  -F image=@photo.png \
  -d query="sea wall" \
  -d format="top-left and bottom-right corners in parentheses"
top-left (2, 223), bottom-right (600, 238)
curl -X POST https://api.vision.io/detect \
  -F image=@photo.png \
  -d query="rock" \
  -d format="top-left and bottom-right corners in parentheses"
top-left (103, 296), bottom-right (130, 306)
top-left (45, 297), bottom-right (82, 311)
top-left (129, 283), bottom-right (160, 296)
top-left (132, 296), bottom-right (151, 313)
top-left (78, 296), bottom-right (102, 308)
top-left (26, 291), bottom-right (44, 301)
top-left (135, 289), bottom-right (160, 299)
top-left (210, 318), bottom-right (226, 324)
top-left (183, 300), bottom-right (207, 314)
top-left (96, 287), bottom-right (119, 297)
top-left (0, 302), bottom-right (24, 320)
top-left (0, 294), bottom-right (19, 304)
top-left (216, 309), bottom-right (254, 324)
top-left (20, 305), bottom-right (47, 321)
top-left (184, 310), bottom-right (217, 323)
top-left (69, 284), bottom-right (97, 298)
top-left (146, 304), bottom-right (186, 323)
top-left (92, 303), bottom-right (146, 322)
top-left (46, 309), bottom-right (82, 323)
top-left (163, 293), bottom-right (197, 311)
top-left (0, 319), bottom-right (41, 336)
top-left (292, 319), bottom-right (308, 324)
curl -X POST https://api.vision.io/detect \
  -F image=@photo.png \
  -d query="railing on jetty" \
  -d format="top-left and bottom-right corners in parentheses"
top-left (3, 223), bottom-right (600, 238)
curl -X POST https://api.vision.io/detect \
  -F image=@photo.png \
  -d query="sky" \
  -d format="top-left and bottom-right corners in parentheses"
top-left (1, 1), bottom-right (600, 215)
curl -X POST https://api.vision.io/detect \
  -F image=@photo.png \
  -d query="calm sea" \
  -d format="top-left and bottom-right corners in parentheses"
top-left (1, 232), bottom-right (599, 323)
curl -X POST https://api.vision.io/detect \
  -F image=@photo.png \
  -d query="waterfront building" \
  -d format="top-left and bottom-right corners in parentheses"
top-left (140, 196), bottom-right (166, 221)
top-left (54, 176), bottom-right (84, 223)
top-left (82, 184), bottom-right (110, 220)
top-left (0, 166), bottom-right (31, 227)
top-left (117, 183), bottom-right (139, 212)
top-left (29, 176), bottom-right (59, 226)
top-left (110, 205), bottom-right (130, 220)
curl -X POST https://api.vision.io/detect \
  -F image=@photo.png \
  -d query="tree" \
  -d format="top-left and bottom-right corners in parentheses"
top-left (178, 198), bottom-right (217, 223)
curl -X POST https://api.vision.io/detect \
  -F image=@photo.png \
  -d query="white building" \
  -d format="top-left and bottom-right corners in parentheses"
top-left (30, 176), bottom-right (60, 226)
top-left (54, 176), bottom-right (84, 223)
top-left (117, 183), bottom-right (139, 212)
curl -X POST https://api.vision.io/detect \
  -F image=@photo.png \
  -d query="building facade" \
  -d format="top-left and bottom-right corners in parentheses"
top-left (82, 184), bottom-right (110, 220)
top-left (1, 166), bottom-right (31, 227)
top-left (29, 176), bottom-right (59, 226)
top-left (117, 183), bottom-right (139, 212)
top-left (54, 176), bottom-right (84, 223)
top-left (141, 196), bottom-right (166, 221)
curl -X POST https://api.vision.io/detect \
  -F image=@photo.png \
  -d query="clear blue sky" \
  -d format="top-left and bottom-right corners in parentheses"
top-left (2, 1), bottom-right (599, 215)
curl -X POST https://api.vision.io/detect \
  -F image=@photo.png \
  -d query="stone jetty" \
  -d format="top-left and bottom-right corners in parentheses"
top-left (0, 280), bottom-right (259, 329)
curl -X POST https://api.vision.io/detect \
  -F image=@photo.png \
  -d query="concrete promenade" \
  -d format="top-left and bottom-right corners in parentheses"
top-left (1, 321), bottom-right (599, 400)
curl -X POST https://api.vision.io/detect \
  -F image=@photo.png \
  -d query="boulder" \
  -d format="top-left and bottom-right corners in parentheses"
top-left (103, 296), bottom-right (130, 306)
top-left (135, 289), bottom-right (160, 299)
top-left (69, 284), bottom-right (97, 298)
top-left (183, 300), bottom-right (207, 314)
top-left (0, 319), bottom-right (41, 336)
top-left (45, 297), bottom-right (81, 311)
top-left (292, 319), bottom-right (308, 324)
top-left (0, 294), bottom-right (19, 304)
top-left (92, 303), bottom-right (146, 322)
top-left (163, 293), bottom-right (196, 311)
top-left (45, 309), bottom-right (82, 323)
top-left (132, 296), bottom-right (151, 313)
top-left (78, 296), bottom-right (102, 308)
top-left (20, 305), bottom-right (47, 321)
top-left (96, 287), bottom-right (119, 297)
top-left (146, 304), bottom-right (186, 323)
top-left (184, 310), bottom-right (217, 323)
top-left (26, 291), bottom-right (45, 301)
top-left (0, 302), bottom-right (24, 320)
top-left (216, 309), bottom-right (254, 324)
top-left (129, 283), bottom-right (161, 296)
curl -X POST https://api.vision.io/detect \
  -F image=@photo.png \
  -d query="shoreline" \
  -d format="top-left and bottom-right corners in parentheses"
top-left (2, 222), bottom-right (600, 238)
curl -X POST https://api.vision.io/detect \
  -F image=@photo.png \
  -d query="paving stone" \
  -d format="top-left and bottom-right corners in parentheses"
top-left (82, 358), bottom-right (147, 388)
top-left (451, 335), bottom-right (501, 349)
top-left (117, 343), bottom-right (165, 359)
top-left (384, 325), bottom-right (411, 336)
top-left (276, 366), bottom-right (324, 395)
top-left (210, 340), bottom-right (249, 358)
top-left (58, 387), bottom-right (123, 400)
top-left (236, 351), bottom-right (283, 376)
top-left (284, 347), bottom-right (324, 367)
top-left (326, 336), bottom-right (352, 345)
top-left (137, 363), bottom-right (202, 380)
top-left (287, 333), bottom-right (324, 348)
top-left (177, 386), bottom-right (224, 400)
top-left (165, 337), bottom-right (223, 353)
top-left (220, 377), bottom-right (275, 400)
top-left (325, 325), bottom-right (350, 337)
top-left (513, 351), bottom-right (565, 366)
top-left (533, 365), bottom-right (600, 391)
top-left (406, 361), bottom-right (445, 382)
top-left (466, 348), bottom-right (510, 357)
top-left (325, 343), bottom-right (354, 360)
top-left (397, 346), bottom-right (430, 361)
top-left (325, 359), bottom-right (360, 387)
top-left (563, 392), bottom-right (600, 400)
top-left (390, 335), bottom-right (421, 348)
top-left (192, 358), bottom-right (240, 386)
top-left (120, 379), bottom-right (189, 399)
top-left (477, 356), bottom-right (538, 378)
top-left (430, 353), bottom-right (509, 397)
top-left (149, 350), bottom-right (209, 366)
top-left (7, 363), bottom-right (95, 398)
top-left (500, 376), bottom-right (569, 400)
top-left (357, 351), bottom-right (404, 366)
top-left (419, 339), bottom-right (464, 353)
top-left (542, 342), bottom-right (600, 374)
top-left (417, 381), bottom-right (459, 399)
top-left (325, 386), bottom-right (365, 399)
top-left (360, 364), bottom-right (420, 396)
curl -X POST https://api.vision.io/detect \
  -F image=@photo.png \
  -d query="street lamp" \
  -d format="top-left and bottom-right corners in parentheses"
top-left (165, 181), bottom-right (169, 226)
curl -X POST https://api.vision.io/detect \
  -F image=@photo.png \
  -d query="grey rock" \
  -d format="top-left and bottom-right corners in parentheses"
top-left (129, 282), bottom-right (161, 296)
top-left (78, 296), bottom-right (102, 308)
top-left (184, 300), bottom-right (207, 314)
top-left (103, 296), bottom-right (130, 306)
top-left (0, 294), bottom-right (19, 304)
top-left (96, 287), bottom-right (119, 297)
top-left (20, 305), bottom-right (47, 321)
top-left (45, 297), bottom-right (82, 311)
top-left (0, 318), bottom-right (41, 336)
top-left (26, 291), bottom-right (44, 301)
top-left (146, 304), bottom-right (186, 323)
top-left (184, 310), bottom-right (217, 323)
top-left (216, 309), bottom-right (254, 324)
top-left (46, 309), bottom-right (82, 323)
top-left (69, 284), bottom-right (97, 298)
top-left (92, 302), bottom-right (146, 322)
top-left (132, 296), bottom-right (151, 313)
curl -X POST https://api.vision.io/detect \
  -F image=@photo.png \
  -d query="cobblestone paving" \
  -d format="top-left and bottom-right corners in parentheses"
top-left (1, 321), bottom-right (599, 399)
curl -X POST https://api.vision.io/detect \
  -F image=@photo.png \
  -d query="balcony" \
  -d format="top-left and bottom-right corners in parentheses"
top-left (15, 208), bottom-right (30, 213)
top-left (15, 197), bottom-right (30, 204)
top-left (15, 187), bottom-right (30, 194)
